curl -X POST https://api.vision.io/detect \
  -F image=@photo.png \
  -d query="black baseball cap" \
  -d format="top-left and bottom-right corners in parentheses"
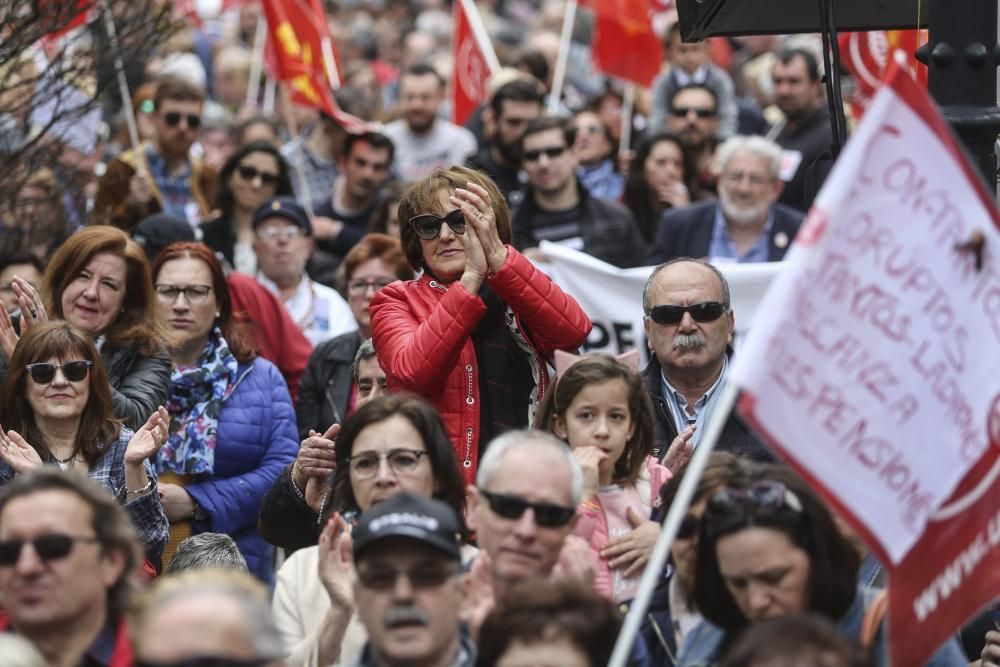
top-left (131, 213), bottom-right (198, 262)
top-left (251, 197), bottom-right (312, 235)
top-left (352, 492), bottom-right (461, 562)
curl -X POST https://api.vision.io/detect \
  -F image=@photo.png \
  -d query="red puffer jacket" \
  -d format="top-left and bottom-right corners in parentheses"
top-left (370, 246), bottom-right (591, 485)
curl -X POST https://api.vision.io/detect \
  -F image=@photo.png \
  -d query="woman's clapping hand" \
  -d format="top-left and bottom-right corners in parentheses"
top-left (124, 406), bottom-right (170, 464)
top-left (0, 427), bottom-right (42, 473)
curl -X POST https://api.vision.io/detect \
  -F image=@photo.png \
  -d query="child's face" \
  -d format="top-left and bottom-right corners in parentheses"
top-left (555, 378), bottom-right (635, 478)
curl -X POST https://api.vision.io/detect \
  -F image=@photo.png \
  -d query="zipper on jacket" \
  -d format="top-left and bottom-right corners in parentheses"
top-left (465, 364), bottom-right (474, 405)
top-left (463, 428), bottom-right (473, 468)
top-left (429, 280), bottom-right (447, 292)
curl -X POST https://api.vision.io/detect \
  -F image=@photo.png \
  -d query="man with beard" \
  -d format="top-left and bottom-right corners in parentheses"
top-left (384, 64), bottom-right (478, 183)
top-left (641, 258), bottom-right (773, 461)
top-left (646, 135), bottom-right (802, 265)
top-left (666, 84), bottom-right (722, 195)
top-left (466, 78), bottom-right (544, 208)
top-left (347, 492), bottom-right (475, 667)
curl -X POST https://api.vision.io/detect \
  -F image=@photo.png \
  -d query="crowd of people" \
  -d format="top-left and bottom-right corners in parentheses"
top-left (0, 1), bottom-right (995, 666)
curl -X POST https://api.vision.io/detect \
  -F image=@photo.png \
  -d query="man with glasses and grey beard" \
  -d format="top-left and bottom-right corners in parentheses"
top-left (641, 258), bottom-right (773, 465)
top-left (348, 492), bottom-right (475, 667)
top-left (647, 135), bottom-right (803, 266)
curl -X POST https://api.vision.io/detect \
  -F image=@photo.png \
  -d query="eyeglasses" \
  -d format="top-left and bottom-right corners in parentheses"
top-left (523, 146), bottom-right (567, 162)
top-left (677, 513), bottom-right (700, 540)
top-left (646, 301), bottom-right (728, 325)
top-left (25, 360), bottom-right (93, 384)
top-left (721, 171), bottom-right (772, 187)
top-left (356, 562), bottom-right (459, 591)
top-left (236, 165), bottom-right (280, 186)
top-left (0, 533), bottom-right (99, 566)
top-left (706, 480), bottom-right (804, 523)
top-left (347, 278), bottom-right (395, 294)
top-left (155, 284), bottom-right (214, 304)
top-left (256, 226), bottom-right (307, 241)
top-left (162, 112), bottom-right (201, 129)
top-left (409, 209), bottom-right (466, 241)
top-left (669, 106), bottom-right (716, 119)
top-left (136, 658), bottom-right (275, 667)
top-left (478, 490), bottom-right (576, 528)
top-left (347, 449), bottom-right (428, 479)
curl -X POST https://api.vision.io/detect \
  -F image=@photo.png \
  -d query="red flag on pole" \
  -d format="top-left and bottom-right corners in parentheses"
top-left (732, 62), bottom-right (1000, 666)
top-left (582, 0), bottom-right (663, 86)
top-left (260, 0), bottom-right (365, 131)
top-left (839, 30), bottom-right (927, 121)
top-left (452, 0), bottom-right (500, 126)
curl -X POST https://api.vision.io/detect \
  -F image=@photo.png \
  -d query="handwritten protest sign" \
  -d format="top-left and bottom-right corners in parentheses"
top-left (731, 63), bottom-right (1000, 665)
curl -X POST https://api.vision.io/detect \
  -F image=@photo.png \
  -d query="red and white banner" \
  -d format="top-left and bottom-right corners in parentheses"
top-left (451, 0), bottom-right (499, 126)
top-left (839, 30), bottom-right (927, 121)
top-left (582, 0), bottom-right (663, 86)
top-left (732, 63), bottom-right (1000, 666)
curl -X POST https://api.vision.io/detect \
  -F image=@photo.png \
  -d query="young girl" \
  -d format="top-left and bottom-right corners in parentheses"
top-left (535, 350), bottom-right (674, 604)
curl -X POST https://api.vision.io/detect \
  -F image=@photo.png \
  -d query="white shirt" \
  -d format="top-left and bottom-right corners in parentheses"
top-left (257, 273), bottom-right (357, 346)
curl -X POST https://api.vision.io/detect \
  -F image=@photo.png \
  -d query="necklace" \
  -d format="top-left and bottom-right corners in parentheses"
top-left (52, 449), bottom-right (79, 465)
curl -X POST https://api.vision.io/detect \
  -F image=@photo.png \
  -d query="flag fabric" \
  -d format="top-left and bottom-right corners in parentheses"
top-left (582, 0), bottom-right (663, 86)
top-left (39, 0), bottom-right (94, 51)
top-left (260, 0), bottom-right (365, 131)
top-left (451, 0), bottom-right (499, 126)
top-left (839, 30), bottom-right (927, 121)
top-left (731, 62), bottom-right (1000, 666)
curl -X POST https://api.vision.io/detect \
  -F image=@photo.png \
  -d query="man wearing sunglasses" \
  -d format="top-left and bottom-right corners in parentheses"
top-left (95, 76), bottom-right (216, 231)
top-left (350, 492), bottom-right (474, 667)
top-left (641, 259), bottom-right (773, 464)
top-left (646, 135), bottom-right (803, 266)
top-left (512, 116), bottom-right (647, 268)
top-left (0, 468), bottom-right (143, 667)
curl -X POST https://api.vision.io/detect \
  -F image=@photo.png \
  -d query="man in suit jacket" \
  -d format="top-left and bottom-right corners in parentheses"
top-left (647, 135), bottom-right (804, 265)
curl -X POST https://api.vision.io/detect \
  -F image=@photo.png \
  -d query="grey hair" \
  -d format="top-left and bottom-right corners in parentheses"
top-left (642, 258), bottom-right (732, 314)
top-left (131, 568), bottom-right (284, 661)
top-left (476, 429), bottom-right (583, 506)
top-left (715, 134), bottom-right (783, 180)
top-left (352, 338), bottom-right (378, 381)
top-left (166, 533), bottom-right (249, 574)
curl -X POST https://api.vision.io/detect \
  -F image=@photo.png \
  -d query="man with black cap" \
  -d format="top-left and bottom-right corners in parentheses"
top-left (348, 491), bottom-right (474, 667)
top-left (252, 196), bottom-right (357, 346)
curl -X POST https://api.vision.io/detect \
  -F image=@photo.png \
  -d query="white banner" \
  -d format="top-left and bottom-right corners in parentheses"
top-left (536, 241), bottom-right (783, 365)
top-left (730, 75), bottom-right (1000, 564)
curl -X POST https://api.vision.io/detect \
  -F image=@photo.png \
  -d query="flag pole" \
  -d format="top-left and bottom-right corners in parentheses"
top-left (280, 86), bottom-right (316, 219)
top-left (607, 382), bottom-right (739, 667)
top-left (310, 0), bottom-right (342, 88)
top-left (263, 77), bottom-right (277, 114)
top-left (547, 0), bottom-right (577, 114)
top-left (459, 0), bottom-right (501, 72)
top-left (100, 1), bottom-right (142, 155)
top-left (247, 13), bottom-right (268, 108)
top-left (618, 81), bottom-right (635, 158)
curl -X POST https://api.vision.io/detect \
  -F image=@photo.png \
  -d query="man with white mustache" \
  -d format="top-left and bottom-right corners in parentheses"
top-left (641, 258), bottom-right (774, 466)
top-left (348, 492), bottom-right (474, 667)
top-left (646, 135), bottom-right (803, 265)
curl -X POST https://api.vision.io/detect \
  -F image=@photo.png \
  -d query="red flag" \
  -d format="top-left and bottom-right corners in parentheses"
top-left (839, 30), bottom-right (927, 121)
top-left (174, 0), bottom-right (205, 29)
top-left (451, 0), bottom-right (499, 126)
top-left (260, 0), bottom-right (364, 131)
top-left (583, 0), bottom-right (663, 86)
top-left (732, 62), bottom-right (1000, 666)
top-left (39, 0), bottom-right (94, 51)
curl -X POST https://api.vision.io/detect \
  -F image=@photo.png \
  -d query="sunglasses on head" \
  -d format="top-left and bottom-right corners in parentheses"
top-left (670, 106), bottom-right (716, 119)
top-left (236, 165), bottom-right (279, 186)
top-left (0, 533), bottom-right (99, 566)
top-left (523, 146), bottom-right (567, 163)
top-left (647, 301), bottom-right (728, 325)
top-left (409, 209), bottom-right (466, 240)
top-left (25, 360), bottom-right (93, 384)
top-left (163, 112), bottom-right (201, 129)
top-left (479, 490), bottom-right (575, 528)
top-left (706, 480), bottom-right (803, 522)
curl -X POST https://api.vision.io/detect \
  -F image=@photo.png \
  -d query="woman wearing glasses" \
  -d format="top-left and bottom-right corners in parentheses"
top-left (369, 166), bottom-right (591, 486)
top-left (677, 466), bottom-right (966, 666)
top-left (0, 226), bottom-right (172, 432)
top-left (200, 140), bottom-right (295, 274)
top-left (272, 393), bottom-right (470, 667)
top-left (0, 321), bottom-right (169, 565)
top-left (150, 242), bottom-right (298, 580)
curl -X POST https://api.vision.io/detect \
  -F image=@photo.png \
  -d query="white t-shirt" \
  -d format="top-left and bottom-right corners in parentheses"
top-left (383, 119), bottom-right (478, 183)
top-left (257, 274), bottom-right (357, 347)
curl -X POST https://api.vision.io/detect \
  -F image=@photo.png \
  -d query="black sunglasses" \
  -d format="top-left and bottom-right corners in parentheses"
top-left (523, 146), bottom-right (567, 162)
top-left (163, 111), bottom-right (201, 129)
top-left (0, 533), bottom-right (99, 566)
top-left (479, 490), bottom-right (575, 528)
top-left (647, 301), bottom-right (728, 325)
top-left (25, 360), bottom-right (93, 384)
top-left (236, 165), bottom-right (280, 186)
top-left (409, 209), bottom-right (466, 240)
top-left (670, 106), bottom-right (716, 119)
top-left (136, 658), bottom-right (274, 667)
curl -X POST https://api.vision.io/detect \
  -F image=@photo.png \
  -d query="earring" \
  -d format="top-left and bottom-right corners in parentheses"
top-left (215, 312), bottom-right (221, 319)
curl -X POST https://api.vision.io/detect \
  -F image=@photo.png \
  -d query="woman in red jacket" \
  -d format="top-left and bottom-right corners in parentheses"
top-left (370, 166), bottom-right (592, 486)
